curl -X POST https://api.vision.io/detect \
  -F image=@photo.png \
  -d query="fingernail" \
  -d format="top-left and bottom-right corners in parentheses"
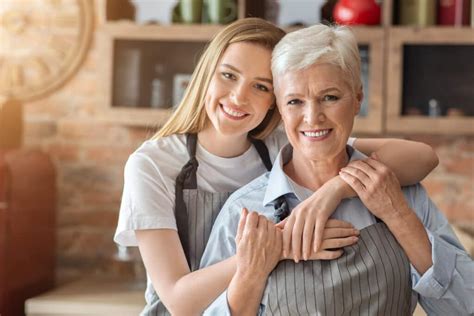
top-left (354, 229), bottom-right (360, 235)
top-left (283, 250), bottom-right (287, 258)
top-left (303, 253), bottom-right (308, 261)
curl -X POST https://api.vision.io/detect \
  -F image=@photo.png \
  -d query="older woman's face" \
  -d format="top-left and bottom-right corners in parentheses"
top-left (275, 63), bottom-right (361, 162)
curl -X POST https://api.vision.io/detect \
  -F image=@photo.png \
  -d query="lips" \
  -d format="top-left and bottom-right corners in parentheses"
top-left (220, 104), bottom-right (249, 120)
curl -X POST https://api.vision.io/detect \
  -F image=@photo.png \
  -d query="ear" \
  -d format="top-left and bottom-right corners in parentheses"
top-left (354, 87), bottom-right (363, 115)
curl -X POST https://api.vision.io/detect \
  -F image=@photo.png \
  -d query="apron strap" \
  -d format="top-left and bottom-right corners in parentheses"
top-left (175, 134), bottom-right (199, 269)
top-left (175, 134), bottom-right (273, 269)
top-left (249, 137), bottom-right (272, 171)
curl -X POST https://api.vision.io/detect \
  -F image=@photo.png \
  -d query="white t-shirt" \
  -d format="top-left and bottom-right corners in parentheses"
top-left (114, 128), bottom-right (355, 247)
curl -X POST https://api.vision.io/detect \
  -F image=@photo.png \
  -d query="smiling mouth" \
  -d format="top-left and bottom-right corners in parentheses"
top-left (301, 129), bottom-right (332, 140)
top-left (220, 104), bottom-right (249, 120)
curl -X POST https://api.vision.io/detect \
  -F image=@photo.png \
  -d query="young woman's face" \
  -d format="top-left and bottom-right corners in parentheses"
top-left (204, 42), bottom-right (275, 138)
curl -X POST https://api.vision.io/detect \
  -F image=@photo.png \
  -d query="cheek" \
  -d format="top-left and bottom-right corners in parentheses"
top-left (254, 96), bottom-right (273, 117)
top-left (281, 112), bottom-right (298, 136)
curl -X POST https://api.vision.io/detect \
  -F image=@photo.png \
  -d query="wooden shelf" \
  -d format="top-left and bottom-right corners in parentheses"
top-left (102, 22), bottom-right (224, 41)
top-left (97, 107), bottom-right (173, 127)
top-left (388, 26), bottom-right (474, 43)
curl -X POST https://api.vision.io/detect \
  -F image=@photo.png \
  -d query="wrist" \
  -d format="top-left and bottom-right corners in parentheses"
top-left (235, 267), bottom-right (267, 285)
top-left (382, 203), bottom-right (414, 226)
top-left (327, 175), bottom-right (355, 200)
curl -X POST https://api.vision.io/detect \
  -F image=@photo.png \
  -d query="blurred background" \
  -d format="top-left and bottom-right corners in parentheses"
top-left (0, 0), bottom-right (473, 315)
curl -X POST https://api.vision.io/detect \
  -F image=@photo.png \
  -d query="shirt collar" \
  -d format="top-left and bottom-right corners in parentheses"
top-left (262, 143), bottom-right (367, 207)
top-left (262, 144), bottom-right (295, 206)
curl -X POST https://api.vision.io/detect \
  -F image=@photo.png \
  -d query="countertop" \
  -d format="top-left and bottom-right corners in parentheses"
top-left (25, 277), bottom-right (145, 316)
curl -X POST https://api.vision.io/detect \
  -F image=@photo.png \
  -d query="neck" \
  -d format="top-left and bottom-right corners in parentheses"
top-left (284, 149), bottom-right (349, 191)
top-left (198, 124), bottom-right (251, 158)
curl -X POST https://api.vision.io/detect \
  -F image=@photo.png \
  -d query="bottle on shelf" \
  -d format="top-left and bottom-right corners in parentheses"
top-left (438, 0), bottom-right (471, 26)
top-left (359, 48), bottom-right (370, 117)
top-left (115, 48), bottom-right (141, 107)
top-left (428, 98), bottom-right (442, 117)
top-left (150, 64), bottom-right (169, 109)
top-left (399, 0), bottom-right (436, 26)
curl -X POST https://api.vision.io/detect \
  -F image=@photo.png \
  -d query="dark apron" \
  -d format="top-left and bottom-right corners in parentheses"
top-left (265, 199), bottom-right (413, 316)
top-left (142, 133), bottom-right (272, 316)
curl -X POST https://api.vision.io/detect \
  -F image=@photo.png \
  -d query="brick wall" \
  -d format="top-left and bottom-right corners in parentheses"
top-left (20, 2), bottom-right (473, 283)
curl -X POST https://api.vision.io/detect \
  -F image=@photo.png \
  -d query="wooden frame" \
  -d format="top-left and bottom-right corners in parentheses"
top-left (352, 27), bottom-right (385, 134)
top-left (386, 27), bottom-right (474, 135)
top-left (98, 22), bottom-right (223, 127)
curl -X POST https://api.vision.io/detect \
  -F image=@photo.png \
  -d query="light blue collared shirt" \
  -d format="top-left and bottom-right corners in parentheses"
top-left (200, 144), bottom-right (474, 315)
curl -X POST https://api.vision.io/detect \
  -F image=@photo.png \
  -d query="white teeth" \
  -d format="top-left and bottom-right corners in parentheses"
top-left (222, 105), bottom-right (246, 117)
top-left (303, 130), bottom-right (330, 137)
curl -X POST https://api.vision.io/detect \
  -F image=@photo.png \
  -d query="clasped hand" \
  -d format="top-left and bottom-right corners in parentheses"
top-left (235, 208), bottom-right (359, 275)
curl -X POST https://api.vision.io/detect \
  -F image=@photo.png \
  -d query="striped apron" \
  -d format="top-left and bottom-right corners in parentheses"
top-left (264, 220), bottom-right (413, 316)
top-left (142, 133), bottom-right (272, 316)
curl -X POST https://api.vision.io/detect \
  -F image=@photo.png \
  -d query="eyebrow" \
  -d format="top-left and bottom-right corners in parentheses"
top-left (221, 63), bottom-right (273, 84)
top-left (284, 87), bottom-right (341, 98)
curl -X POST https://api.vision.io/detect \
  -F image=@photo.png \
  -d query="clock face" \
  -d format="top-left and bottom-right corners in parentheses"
top-left (0, 0), bottom-right (93, 101)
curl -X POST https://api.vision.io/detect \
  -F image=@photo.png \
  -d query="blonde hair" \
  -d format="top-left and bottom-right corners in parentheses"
top-left (272, 24), bottom-right (361, 95)
top-left (153, 18), bottom-right (286, 140)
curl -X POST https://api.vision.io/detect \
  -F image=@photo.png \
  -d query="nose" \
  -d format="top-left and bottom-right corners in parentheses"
top-left (230, 83), bottom-right (249, 106)
top-left (304, 102), bottom-right (326, 125)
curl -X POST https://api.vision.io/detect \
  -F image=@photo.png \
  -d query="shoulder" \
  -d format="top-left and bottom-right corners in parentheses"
top-left (221, 173), bottom-right (270, 213)
top-left (125, 134), bottom-right (188, 179)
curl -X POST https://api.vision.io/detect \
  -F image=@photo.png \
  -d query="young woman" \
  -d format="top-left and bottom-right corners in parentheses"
top-left (114, 18), bottom-right (438, 315)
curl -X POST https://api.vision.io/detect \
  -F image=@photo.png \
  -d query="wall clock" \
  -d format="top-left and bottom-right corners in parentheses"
top-left (0, 0), bottom-right (94, 101)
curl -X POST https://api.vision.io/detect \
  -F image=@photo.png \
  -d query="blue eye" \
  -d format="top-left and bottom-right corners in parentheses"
top-left (287, 99), bottom-right (302, 105)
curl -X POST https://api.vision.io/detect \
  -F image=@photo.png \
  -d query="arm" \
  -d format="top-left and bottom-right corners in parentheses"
top-left (339, 158), bottom-right (432, 273)
top-left (136, 229), bottom-right (237, 315)
top-left (340, 159), bottom-right (474, 315)
top-left (409, 185), bottom-right (474, 315)
top-left (121, 154), bottom-right (237, 315)
top-left (353, 137), bottom-right (438, 185)
top-left (227, 210), bottom-right (281, 315)
top-left (201, 207), bottom-right (280, 315)
top-left (279, 138), bottom-right (439, 259)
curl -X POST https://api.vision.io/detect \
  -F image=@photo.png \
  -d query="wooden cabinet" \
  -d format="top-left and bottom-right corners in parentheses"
top-left (101, 0), bottom-right (474, 134)
top-left (100, 23), bottom-right (222, 127)
top-left (386, 27), bottom-right (474, 134)
top-left (383, 0), bottom-right (474, 135)
top-left (0, 150), bottom-right (56, 316)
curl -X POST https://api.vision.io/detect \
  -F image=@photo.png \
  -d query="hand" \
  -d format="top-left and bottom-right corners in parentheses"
top-left (235, 209), bottom-right (282, 280)
top-left (279, 219), bottom-right (359, 261)
top-left (275, 176), bottom-right (348, 262)
top-left (339, 153), bottom-right (411, 222)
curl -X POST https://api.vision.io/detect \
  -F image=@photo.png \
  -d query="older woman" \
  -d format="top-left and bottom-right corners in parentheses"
top-left (200, 24), bottom-right (473, 315)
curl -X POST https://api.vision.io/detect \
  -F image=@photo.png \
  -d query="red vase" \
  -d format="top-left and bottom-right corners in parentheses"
top-left (333, 0), bottom-right (381, 25)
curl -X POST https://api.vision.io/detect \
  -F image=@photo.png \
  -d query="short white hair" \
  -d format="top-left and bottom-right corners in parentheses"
top-left (271, 24), bottom-right (362, 94)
